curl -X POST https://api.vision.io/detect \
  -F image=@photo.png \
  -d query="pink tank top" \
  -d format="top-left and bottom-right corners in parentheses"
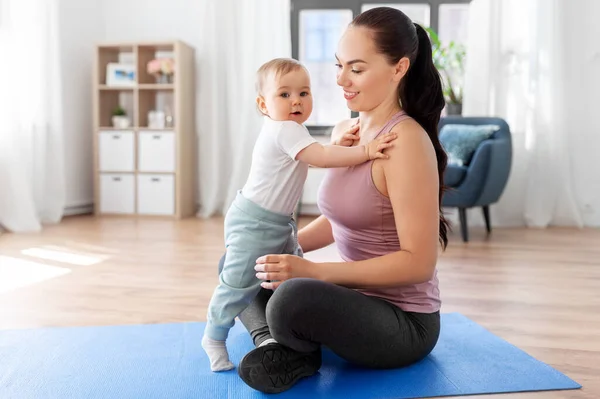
top-left (317, 110), bottom-right (441, 313)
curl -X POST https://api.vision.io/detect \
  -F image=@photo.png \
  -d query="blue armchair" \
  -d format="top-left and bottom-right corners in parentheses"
top-left (439, 117), bottom-right (512, 242)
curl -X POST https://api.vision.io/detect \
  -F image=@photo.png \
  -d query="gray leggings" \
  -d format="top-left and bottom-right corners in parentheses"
top-left (218, 255), bottom-right (440, 368)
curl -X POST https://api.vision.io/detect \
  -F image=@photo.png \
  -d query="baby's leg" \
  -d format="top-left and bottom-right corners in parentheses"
top-left (203, 197), bottom-right (292, 372)
top-left (218, 253), bottom-right (276, 348)
top-left (203, 245), bottom-right (265, 371)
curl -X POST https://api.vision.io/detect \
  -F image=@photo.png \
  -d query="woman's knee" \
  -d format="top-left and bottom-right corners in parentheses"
top-left (265, 278), bottom-right (322, 346)
top-left (267, 279), bottom-right (311, 320)
top-left (267, 278), bottom-right (322, 315)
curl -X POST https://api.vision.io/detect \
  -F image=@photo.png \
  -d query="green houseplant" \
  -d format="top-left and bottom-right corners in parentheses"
top-left (111, 105), bottom-right (130, 129)
top-left (425, 27), bottom-right (466, 115)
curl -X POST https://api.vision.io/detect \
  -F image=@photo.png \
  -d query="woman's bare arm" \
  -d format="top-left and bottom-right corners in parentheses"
top-left (298, 215), bottom-right (334, 253)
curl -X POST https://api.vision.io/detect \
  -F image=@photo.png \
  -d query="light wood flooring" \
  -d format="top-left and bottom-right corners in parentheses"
top-left (0, 215), bottom-right (599, 398)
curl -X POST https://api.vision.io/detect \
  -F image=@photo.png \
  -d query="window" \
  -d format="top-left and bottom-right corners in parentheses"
top-left (361, 3), bottom-right (431, 27)
top-left (299, 10), bottom-right (353, 127)
top-left (291, 0), bottom-right (471, 134)
top-left (439, 3), bottom-right (470, 46)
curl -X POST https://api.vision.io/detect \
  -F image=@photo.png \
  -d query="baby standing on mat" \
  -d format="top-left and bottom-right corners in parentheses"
top-left (201, 58), bottom-right (396, 371)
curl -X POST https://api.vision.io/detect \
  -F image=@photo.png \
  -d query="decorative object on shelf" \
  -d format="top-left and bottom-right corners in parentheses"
top-left (148, 110), bottom-right (166, 129)
top-left (164, 105), bottom-right (174, 128)
top-left (147, 58), bottom-right (175, 84)
top-left (111, 105), bottom-right (130, 128)
top-left (106, 63), bottom-right (136, 87)
top-left (424, 27), bottom-right (466, 116)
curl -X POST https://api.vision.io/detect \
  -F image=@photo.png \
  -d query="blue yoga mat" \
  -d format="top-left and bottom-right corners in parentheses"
top-left (0, 313), bottom-right (580, 398)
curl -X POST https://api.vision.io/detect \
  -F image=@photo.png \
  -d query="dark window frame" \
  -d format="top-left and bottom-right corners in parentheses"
top-left (291, 0), bottom-right (471, 135)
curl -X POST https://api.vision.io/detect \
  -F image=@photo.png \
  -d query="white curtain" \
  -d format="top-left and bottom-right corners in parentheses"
top-left (463, 0), bottom-right (584, 227)
top-left (0, 0), bottom-right (64, 233)
top-left (196, 0), bottom-right (291, 217)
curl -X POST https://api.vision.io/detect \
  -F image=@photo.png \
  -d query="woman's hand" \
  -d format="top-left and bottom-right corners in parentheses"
top-left (333, 120), bottom-right (360, 146)
top-left (254, 255), bottom-right (315, 290)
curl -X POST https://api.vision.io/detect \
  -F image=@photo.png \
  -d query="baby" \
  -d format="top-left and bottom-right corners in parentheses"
top-left (201, 58), bottom-right (396, 371)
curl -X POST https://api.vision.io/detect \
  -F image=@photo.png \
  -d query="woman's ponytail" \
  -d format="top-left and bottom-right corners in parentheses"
top-left (400, 23), bottom-right (449, 249)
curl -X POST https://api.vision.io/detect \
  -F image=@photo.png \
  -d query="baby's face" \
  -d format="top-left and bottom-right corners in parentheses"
top-left (257, 68), bottom-right (313, 124)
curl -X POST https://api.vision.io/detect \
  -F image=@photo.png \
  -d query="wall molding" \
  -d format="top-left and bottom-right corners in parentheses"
top-left (63, 202), bottom-right (94, 216)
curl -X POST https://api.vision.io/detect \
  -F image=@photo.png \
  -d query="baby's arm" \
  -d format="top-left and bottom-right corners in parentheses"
top-left (296, 132), bottom-right (397, 168)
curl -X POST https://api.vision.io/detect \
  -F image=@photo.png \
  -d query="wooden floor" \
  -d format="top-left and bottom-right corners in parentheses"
top-left (0, 215), bottom-right (599, 398)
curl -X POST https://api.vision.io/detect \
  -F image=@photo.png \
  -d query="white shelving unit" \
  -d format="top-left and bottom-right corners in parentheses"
top-left (93, 41), bottom-right (196, 218)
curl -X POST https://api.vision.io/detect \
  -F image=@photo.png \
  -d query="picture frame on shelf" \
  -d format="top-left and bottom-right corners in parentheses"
top-left (106, 63), bottom-right (136, 87)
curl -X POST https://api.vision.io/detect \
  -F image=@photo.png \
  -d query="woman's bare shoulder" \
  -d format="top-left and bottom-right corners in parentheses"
top-left (389, 117), bottom-right (422, 135)
top-left (384, 118), bottom-right (437, 171)
top-left (389, 118), bottom-right (433, 150)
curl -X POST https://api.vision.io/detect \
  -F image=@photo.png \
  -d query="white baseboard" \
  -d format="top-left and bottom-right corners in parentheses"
top-left (63, 203), bottom-right (94, 216)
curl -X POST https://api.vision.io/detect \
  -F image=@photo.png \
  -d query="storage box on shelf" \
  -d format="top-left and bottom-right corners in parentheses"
top-left (93, 41), bottom-right (196, 218)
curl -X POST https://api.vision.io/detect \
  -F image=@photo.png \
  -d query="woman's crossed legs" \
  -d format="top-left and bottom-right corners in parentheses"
top-left (217, 255), bottom-right (440, 393)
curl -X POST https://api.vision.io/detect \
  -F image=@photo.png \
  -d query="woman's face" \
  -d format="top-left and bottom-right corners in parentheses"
top-left (335, 26), bottom-right (407, 113)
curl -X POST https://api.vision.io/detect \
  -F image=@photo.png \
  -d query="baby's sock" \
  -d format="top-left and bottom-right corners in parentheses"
top-left (202, 334), bottom-right (234, 372)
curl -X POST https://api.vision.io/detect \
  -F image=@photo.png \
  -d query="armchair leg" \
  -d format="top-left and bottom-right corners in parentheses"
top-left (458, 208), bottom-right (469, 242)
top-left (482, 205), bottom-right (491, 234)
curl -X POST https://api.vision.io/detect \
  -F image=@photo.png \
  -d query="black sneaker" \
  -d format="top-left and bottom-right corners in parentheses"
top-left (238, 343), bottom-right (322, 394)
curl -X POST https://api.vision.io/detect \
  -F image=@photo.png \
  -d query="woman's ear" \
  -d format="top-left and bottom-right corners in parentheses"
top-left (256, 95), bottom-right (268, 116)
top-left (393, 57), bottom-right (410, 83)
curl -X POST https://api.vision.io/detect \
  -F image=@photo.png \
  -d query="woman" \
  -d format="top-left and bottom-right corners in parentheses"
top-left (231, 6), bottom-right (449, 394)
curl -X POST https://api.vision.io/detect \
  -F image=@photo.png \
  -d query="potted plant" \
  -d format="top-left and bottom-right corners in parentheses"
top-left (425, 27), bottom-right (466, 115)
top-left (111, 105), bottom-right (130, 128)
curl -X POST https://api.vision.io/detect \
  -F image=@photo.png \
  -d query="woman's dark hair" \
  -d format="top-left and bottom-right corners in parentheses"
top-left (351, 7), bottom-right (450, 249)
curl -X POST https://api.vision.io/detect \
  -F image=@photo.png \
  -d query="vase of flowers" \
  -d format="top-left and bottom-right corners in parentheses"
top-left (147, 58), bottom-right (175, 83)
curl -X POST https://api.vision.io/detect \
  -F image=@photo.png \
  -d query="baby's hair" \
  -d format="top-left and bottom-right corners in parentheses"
top-left (255, 58), bottom-right (306, 95)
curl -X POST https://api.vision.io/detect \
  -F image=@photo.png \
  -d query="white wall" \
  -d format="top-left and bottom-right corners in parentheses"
top-left (58, 0), bottom-right (104, 213)
top-left (59, 0), bottom-right (207, 213)
top-left (101, 0), bottom-right (206, 44)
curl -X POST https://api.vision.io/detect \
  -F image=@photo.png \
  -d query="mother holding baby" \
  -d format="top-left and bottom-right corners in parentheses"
top-left (232, 6), bottom-right (449, 393)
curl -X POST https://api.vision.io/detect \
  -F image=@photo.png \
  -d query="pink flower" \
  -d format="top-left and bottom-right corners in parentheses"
top-left (147, 58), bottom-right (175, 75)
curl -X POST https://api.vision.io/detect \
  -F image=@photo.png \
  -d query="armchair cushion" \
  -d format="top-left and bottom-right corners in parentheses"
top-left (444, 164), bottom-right (468, 187)
top-left (440, 124), bottom-right (500, 166)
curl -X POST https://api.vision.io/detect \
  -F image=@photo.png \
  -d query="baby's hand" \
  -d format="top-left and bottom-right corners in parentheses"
top-left (365, 132), bottom-right (397, 160)
top-left (334, 122), bottom-right (360, 147)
